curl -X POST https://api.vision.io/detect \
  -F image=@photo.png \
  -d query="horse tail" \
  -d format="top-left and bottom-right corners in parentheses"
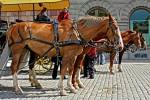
top-left (0, 41), bottom-right (11, 77)
top-left (6, 24), bottom-right (17, 46)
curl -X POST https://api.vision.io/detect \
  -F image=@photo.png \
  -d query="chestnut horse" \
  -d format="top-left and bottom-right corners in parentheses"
top-left (4, 15), bottom-right (123, 95)
top-left (71, 31), bottom-right (143, 89)
top-left (117, 32), bottom-right (147, 72)
top-left (96, 31), bottom-right (143, 73)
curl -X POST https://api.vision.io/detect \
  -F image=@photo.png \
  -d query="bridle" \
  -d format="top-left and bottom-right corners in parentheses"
top-left (105, 19), bottom-right (121, 51)
top-left (124, 32), bottom-right (141, 52)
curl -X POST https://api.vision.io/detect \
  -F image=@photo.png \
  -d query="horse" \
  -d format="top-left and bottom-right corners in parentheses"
top-left (117, 32), bottom-right (147, 72)
top-left (96, 30), bottom-right (143, 72)
top-left (3, 14), bottom-right (123, 96)
top-left (71, 30), bottom-right (145, 89)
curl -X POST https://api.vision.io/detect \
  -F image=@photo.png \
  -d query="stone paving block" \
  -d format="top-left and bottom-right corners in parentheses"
top-left (0, 63), bottom-right (150, 100)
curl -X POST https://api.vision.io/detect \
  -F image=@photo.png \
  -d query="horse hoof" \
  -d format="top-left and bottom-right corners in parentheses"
top-left (60, 90), bottom-right (68, 96)
top-left (110, 72), bottom-right (114, 75)
top-left (70, 88), bottom-right (77, 94)
top-left (31, 83), bottom-right (35, 87)
top-left (78, 83), bottom-right (85, 88)
top-left (31, 83), bottom-right (42, 89)
top-left (118, 69), bottom-right (122, 72)
top-left (35, 84), bottom-right (42, 89)
top-left (74, 84), bottom-right (79, 90)
top-left (15, 90), bottom-right (23, 95)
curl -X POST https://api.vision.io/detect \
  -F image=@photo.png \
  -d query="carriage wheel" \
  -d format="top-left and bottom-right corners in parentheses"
top-left (34, 57), bottom-right (53, 74)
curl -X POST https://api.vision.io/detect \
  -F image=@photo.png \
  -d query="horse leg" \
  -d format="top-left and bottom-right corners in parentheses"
top-left (67, 56), bottom-right (78, 94)
top-left (28, 51), bottom-right (42, 89)
top-left (109, 52), bottom-right (116, 74)
top-left (76, 67), bottom-right (85, 88)
top-left (58, 58), bottom-right (68, 96)
top-left (11, 45), bottom-right (25, 95)
top-left (72, 55), bottom-right (85, 89)
top-left (118, 50), bottom-right (125, 72)
top-left (58, 56), bottom-right (77, 96)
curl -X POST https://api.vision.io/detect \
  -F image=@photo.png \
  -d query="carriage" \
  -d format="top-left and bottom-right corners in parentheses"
top-left (0, 20), bottom-right (8, 54)
top-left (0, 0), bottom-right (70, 74)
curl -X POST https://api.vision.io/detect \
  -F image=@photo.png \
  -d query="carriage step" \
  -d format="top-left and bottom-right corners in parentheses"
top-left (0, 42), bottom-right (10, 77)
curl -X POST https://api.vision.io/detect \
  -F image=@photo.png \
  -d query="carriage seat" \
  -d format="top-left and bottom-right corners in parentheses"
top-left (16, 19), bottom-right (24, 22)
top-left (34, 16), bottom-right (51, 23)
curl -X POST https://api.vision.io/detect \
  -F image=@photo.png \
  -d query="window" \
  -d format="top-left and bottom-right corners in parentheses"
top-left (86, 6), bottom-right (109, 17)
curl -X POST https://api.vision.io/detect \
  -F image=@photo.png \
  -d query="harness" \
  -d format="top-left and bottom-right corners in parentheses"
top-left (9, 18), bottom-right (119, 66)
top-left (8, 20), bottom-right (96, 66)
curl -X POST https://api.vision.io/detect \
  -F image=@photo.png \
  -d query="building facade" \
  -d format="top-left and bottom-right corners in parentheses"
top-left (69, 0), bottom-right (150, 60)
top-left (0, 0), bottom-right (150, 60)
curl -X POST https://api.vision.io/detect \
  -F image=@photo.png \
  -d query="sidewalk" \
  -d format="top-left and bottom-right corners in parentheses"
top-left (0, 63), bottom-right (150, 100)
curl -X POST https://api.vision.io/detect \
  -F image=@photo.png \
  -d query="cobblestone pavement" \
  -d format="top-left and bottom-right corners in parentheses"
top-left (0, 63), bottom-right (150, 100)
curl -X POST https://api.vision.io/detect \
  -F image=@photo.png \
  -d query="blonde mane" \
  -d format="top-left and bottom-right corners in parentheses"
top-left (78, 16), bottom-right (108, 27)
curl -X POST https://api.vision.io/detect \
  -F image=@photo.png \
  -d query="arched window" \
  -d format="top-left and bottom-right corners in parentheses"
top-left (130, 8), bottom-right (150, 33)
top-left (130, 7), bottom-right (150, 46)
top-left (86, 6), bottom-right (109, 17)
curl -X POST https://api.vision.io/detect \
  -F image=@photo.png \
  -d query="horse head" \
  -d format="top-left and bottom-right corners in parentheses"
top-left (76, 15), bottom-right (123, 50)
top-left (102, 14), bottom-right (124, 51)
top-left (122, 31), bottom-right (141, 52)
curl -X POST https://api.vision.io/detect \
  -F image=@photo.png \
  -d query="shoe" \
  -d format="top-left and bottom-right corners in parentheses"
top-left (64, 76), bottom-right (67, 79)
top-left (52, 76), bottom-right (57, 79)
top-left (82, 75), bottom-right (88, 78)
top-left (93, 68), bottom-right (96, 72)
top-left (89, 75), bottom-right (94, 79)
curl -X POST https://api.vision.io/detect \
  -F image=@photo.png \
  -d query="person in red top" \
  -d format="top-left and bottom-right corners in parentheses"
top-left (87, 48), bottom-right (97, 58)
top-left (51, 7), bottom-right (71, 79)
top-left (57, 7), bottom-right (70, 22)
top-left (83, 47), bottom-right (97, 79)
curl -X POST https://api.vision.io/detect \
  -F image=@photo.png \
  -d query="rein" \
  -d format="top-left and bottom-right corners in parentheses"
top-left (8, 21), bottom-right (89, 66)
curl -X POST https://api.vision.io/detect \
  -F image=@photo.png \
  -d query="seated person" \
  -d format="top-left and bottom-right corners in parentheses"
top-left (36, 7), bottom-right (50, 22)
top-left (16, 19), bottom-right (24, 22)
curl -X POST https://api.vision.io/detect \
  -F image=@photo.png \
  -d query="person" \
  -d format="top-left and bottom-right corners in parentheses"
top-left (114, 53), bottom-right (118, 64)
top-left (36, 7), bottom-right (50, 22)
top-left (51, 56), bottom-right (63, 79)
top-left (83, 47), bottom-right (97, 79)
top-left (57, 7), bottom-right (70, 22)
top-left (98, 52), bottom-right (106, 65)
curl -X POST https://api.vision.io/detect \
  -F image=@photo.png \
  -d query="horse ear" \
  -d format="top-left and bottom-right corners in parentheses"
top-left (140, 33), bottom-right (143, 36)
top-left (108, 13), bottom-right (113, 21)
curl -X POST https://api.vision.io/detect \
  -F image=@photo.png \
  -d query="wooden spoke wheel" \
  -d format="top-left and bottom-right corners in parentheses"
top-left (34, 57), bottom-right (53, 74)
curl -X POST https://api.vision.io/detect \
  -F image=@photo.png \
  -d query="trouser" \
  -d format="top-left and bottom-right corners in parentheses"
top-left (83, 55), bottom-right (95, 77)
top-left (51, 56), bottom-right (62, 79)
top-left (98, 53), bottom-right (106, 65)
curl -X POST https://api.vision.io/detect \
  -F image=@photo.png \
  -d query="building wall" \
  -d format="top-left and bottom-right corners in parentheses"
top-left (69, 0), bottom-right (150, 31)
top-left (0, 0), bottom-right (149, 60)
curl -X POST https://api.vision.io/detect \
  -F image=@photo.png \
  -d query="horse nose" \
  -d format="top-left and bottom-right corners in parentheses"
top-left (118, 41), bottom-right (124, 51)
top-left (119, 44), bottom-right (123, 51)
top-left (144, 46), bottom-right (147, 50)
top-left (138, 44), bottom-right (141, 49)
